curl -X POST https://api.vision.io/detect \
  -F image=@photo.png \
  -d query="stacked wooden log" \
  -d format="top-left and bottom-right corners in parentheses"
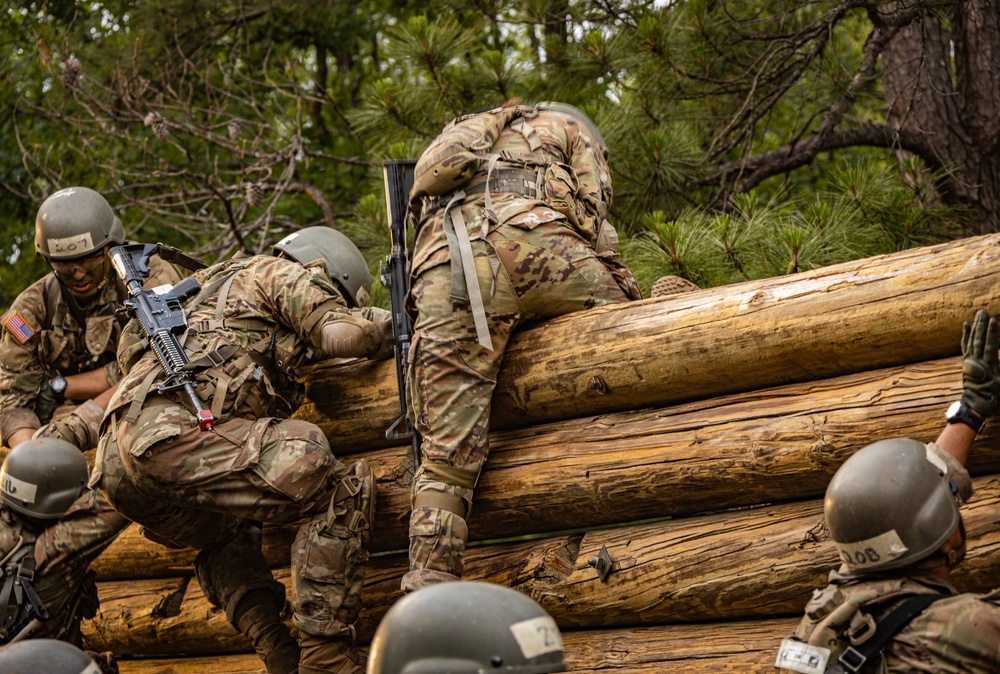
top-left (81, 234), bottom-right (1000, 672)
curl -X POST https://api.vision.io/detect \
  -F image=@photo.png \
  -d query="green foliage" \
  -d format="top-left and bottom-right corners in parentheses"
top-left (0, 0), bottom-right (990, 307)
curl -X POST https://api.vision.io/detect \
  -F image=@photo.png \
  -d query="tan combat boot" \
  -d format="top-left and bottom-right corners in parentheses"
top-left (236, 603), bottom-right (301, 674)
top-left (650, 275), bottom-right (700, 298)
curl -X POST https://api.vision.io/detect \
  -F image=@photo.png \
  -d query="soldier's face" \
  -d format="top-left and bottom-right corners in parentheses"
top-left (51, 248), bottom-right (110, 301)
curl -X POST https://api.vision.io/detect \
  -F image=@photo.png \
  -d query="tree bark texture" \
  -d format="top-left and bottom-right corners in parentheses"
top-left (93, 354), bottom-right (1000, 568)
top-left (296, 233), bottom-right (1000, 455)
top-left (114, 616), bottom-right (798, 673)
top-left (84, 475), bottom-right (1000, 657)
top-left (881, 1), bottom-right (1000, 229)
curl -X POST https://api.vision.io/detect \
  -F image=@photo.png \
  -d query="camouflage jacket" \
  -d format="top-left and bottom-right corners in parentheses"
top-left (783, 568), bottom-right (1000, 673)
top-left (0, 253), bottom-right (183, 442)
top-left (0, 489), bottom-right (129, 639)
top-left (107, 254), bottom-right (384, 425)
top-left (411, 106), bottom-right (613, 279)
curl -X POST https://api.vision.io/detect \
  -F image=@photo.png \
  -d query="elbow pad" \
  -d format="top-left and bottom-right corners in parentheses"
top-left (321, 320), bottom-right (367, 359)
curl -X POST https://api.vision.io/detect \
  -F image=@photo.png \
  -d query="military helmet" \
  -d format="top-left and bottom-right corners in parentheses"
top-left (368, 581), bottom-right (566, 674)
top-left (273, 226), bottom-right (371, 307)
top-left (825, 438), bottom-right (960, 573)
top-left (535, 102), bottom-right (606, 150)
top-left (0, 438), bottom-right (89, 521)
top-left (0, 639), bottom-right (101, 673)
top-left (35, 187), bottom-right (126, 261)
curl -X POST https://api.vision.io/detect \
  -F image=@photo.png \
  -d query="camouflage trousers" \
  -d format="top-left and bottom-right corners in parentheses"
top-left (403, 218), bottom-right (631, 591)
top-left (94, 402), bottom-right (372, 639)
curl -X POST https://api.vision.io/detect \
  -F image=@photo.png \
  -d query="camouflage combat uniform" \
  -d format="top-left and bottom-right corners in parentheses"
top-left (0, 256), bottom-right (183, 450)
top-left (403, 105), bottom-right (641, 590)
top-left (94, 254), bottom-right (385, 672)
top-left (781, 443), bottom-right (1000, 673)
top-left (785, 570), bottom-right (1000, 673)
top-left (0, 488), bottom-right (128, 649)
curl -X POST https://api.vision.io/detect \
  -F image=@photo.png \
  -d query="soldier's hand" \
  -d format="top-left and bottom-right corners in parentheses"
top-left (961, 309), bottom-right (1000, 419)
top-left (362, 307), bottom-right (395, 360)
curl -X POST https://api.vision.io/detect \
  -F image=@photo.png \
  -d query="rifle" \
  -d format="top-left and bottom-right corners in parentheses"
top-left (380, 159), bottom-right (421, 467)
top-left (109, 243), bottom-right (215, 432)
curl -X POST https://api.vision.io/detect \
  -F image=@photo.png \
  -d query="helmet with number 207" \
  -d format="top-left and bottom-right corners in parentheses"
top-left (825, 438), bottom-right (960, 573)
top-left (368, 581), bottom-right (566, 674)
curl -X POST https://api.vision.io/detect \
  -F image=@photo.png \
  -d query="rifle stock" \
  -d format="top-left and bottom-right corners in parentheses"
top-left (109, 244), bottom-right (215, 432)
top-left (380, 160), bottom-right (421, 467)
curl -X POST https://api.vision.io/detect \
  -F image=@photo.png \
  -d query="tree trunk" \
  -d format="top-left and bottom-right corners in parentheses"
top-left (297, 233), bottom-right (1000, 455)
top-left (84, 475), bottom-right (1000, 656)
top-left (92, 355), bottom-right (1000, 567)
top-left (114, 617), bottom-right (798, 674)
top-left (882, 1), bottom-right (1000, 231)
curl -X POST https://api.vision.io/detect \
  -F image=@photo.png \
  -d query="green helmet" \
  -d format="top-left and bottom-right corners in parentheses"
top-left (35, 187), bottom-right (126, 261)
top-left (535, 102), bottom-right (606, 150)
top-left (368, 581), bottom-right (566, 674)
top-left (825, 438), bottom-right (960, 573)
top-left (0, 438), bottom-right (89, 521)
top-left (273, 226), bottom-right (371, 307)
top-left (0, 639), bottom-right (100, 673)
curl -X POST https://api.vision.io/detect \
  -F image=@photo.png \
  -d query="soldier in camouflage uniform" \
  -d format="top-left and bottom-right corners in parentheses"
top-left (0, 186), bottom-right (184, 451)
top-left (776, 309), bottom-right (1000, 674)
top-left (0, 437), bottom-right (125, 673)
top-left (94, 227), bottom-right (392, 674)
top-left (402, 101), bottom-right (641, 591)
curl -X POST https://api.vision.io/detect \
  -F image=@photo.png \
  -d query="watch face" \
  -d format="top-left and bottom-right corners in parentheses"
top-left (50, 376), bottom-right (67, 394)
top-left (946, 400), bottom-right (962, 419)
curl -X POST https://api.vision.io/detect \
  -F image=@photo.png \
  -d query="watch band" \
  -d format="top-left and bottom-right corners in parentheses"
top-left (946, 400), bottom-right (986, 434)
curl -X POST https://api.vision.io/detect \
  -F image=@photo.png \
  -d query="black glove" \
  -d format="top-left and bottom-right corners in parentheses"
top-left (961, 309), bottom-right (1000, 419)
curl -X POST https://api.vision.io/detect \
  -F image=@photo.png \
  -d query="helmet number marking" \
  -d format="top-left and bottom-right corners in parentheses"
top-left (1, 473), bottom-right (38, 504)
top-left (48, 232), bottom-right (95, 257)
top-left (836, 529), bottom-right (907, 569)
top-left (509, 615), bottom-right (563, 659)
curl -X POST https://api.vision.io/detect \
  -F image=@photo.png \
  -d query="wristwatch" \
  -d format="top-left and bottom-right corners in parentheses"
top-left (945, 400), bottom-right (986, 434)
top-left (49, 375), bottom-right (68, 402)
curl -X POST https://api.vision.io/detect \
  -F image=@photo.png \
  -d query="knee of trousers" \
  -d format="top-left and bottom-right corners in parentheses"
top-left (289, 459), bottom-right (374, 638)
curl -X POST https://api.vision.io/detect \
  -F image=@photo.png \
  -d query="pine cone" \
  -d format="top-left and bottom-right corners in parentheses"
top-left (227, 119), bottom-right (242, 140)
top-left (143, 112), bottom-right (169, 140)
top-left (245, 182), bottom-right (263, 207)
top-left (61, 58), bottom-right (82, 88)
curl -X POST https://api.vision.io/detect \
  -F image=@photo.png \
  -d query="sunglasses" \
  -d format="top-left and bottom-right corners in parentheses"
top-left (50, 249), bottom-right (107, 275)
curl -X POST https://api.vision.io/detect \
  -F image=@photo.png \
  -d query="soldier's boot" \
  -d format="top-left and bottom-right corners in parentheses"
top-left (650, 275), bottom-right (700, 298)
top-left (298, 631), bottom-right (365, 674)
top-left (236, 602), bottom-right (300, 674)
top-left (400, 491), bottom-right (469, 592)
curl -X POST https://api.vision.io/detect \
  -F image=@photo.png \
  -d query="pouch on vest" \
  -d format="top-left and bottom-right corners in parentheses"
top-left (411, 104), bottom-right (534, 207)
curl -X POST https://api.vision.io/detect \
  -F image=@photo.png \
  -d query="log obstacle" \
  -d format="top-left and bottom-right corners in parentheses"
top-left (74, 234), bottom-right (1000, 672)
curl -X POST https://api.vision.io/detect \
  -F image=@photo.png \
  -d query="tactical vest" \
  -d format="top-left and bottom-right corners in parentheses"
top-left (411, 103), bottom-right (604, 350)
top-left (117, 261), bottom-right (304, 427)
top-left (775, 578), bottom-right (949, 674)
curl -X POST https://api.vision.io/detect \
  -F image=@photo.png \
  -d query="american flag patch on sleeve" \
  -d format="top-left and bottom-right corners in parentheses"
top-left (2, 312), bottom-right (36, 344)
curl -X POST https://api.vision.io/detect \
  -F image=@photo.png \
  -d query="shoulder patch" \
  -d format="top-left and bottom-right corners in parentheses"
top-left (2, 311), bottom-right (36, 344)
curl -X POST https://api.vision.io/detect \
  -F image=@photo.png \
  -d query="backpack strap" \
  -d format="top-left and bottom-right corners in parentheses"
top-left (833, 594), bottom-right (948, 673)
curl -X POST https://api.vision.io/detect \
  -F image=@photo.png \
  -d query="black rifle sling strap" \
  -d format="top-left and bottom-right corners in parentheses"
top-left (56, 280), bottom-right (89, 332)
top-left (835, 594), bottom-right (949, 673)
top-left (0, 544), bottom-right (48, 643)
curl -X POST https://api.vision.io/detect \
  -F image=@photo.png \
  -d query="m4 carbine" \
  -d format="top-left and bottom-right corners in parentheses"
top-left (109, 243), bottom-right (215, 431)
top-left (380, 160), bottom-right (422, 467)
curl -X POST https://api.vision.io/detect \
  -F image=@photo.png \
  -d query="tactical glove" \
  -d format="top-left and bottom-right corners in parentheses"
top-left (961, 309), bottom-right (1000, 419)
top-left (361, 306), bottom-right (395, 361)
top-left (33, 398), bottom-right (105, 450)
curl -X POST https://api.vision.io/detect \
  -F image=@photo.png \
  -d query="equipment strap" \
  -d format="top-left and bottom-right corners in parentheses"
top-left (57, 281), bottom-right (88, 332)
top-left (834, 594), bottom-right (949, 673)
top-left (423, 167), bottom-right (545, 216)
top-left (444, 197), bottom-right (493, 351)
top-left (154, 243), bottom-right (208, 271)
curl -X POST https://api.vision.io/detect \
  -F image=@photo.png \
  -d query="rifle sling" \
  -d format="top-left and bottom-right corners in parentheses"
top-left (835, 593), bottom-right (949, 673)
